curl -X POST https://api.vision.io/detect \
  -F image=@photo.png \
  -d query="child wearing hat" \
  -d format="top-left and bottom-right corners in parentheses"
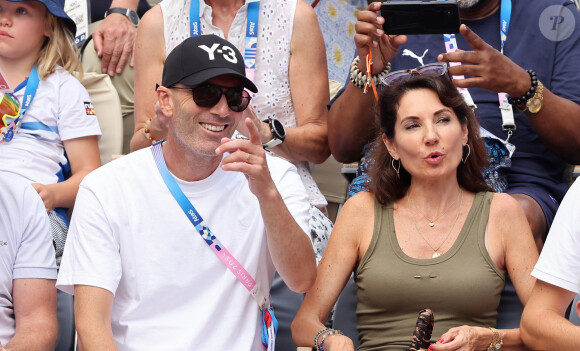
top-left (0, 0), bottom-right (101, 349)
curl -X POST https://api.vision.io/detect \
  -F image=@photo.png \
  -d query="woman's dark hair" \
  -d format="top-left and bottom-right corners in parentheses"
top-left (369, 75), bottom-right (491, 206)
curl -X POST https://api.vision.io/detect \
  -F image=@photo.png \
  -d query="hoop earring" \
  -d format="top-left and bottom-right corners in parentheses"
top-left (462, 144), bottom-right (471, 164)
top-left (391, 158), bottom-right (400, 178)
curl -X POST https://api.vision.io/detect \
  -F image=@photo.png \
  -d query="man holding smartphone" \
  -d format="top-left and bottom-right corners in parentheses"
top-left (328, 0), bottom-right (580, 339)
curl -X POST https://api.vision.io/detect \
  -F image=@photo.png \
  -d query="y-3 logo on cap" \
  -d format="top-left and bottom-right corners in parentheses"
top-left (198, 44), bottom-right (238, 64)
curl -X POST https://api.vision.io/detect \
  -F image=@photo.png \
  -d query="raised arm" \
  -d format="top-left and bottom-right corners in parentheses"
top-left (328, 2), bottom-right (407, 163)
top-left (131, 5), bottom-right (166, 151)
top-left (521, 281), bottom-right (580, 350)
top-left (438, 24), bottom-right (580, 164)
top-left (216, 118), bottom-right (317, 292)
top-left (291, 191), bottom-right (374, 349)
top-left (4, 279), bottom-right (57, 351)
top-left (74, 285), bottom-right (118, 351)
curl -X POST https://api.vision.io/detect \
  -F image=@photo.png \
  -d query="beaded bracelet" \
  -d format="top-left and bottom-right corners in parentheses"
top-left (314, 328), bottom-right (333, 351)
top-left (319, 329), bottom-right (343, 351)
top-left (350, 56), bottom-right (391, 89)
top-left (506, 69), bottom-right (537, 107)
top-left (487, 327), bottom-right (503, 351)
top-left (144, 118), bottom-right (156, 143)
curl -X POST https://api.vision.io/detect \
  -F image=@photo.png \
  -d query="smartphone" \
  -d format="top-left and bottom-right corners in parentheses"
top-left (381, 0), bottom-right (461, 35)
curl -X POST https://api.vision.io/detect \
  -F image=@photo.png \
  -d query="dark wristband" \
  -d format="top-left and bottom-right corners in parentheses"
top-left (507, 69), bottom-right (537, 107)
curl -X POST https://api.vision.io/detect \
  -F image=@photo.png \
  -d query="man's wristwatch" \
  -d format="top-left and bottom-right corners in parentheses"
top-left (262, 118), bottom-right (286, 149)
top-left (104, 8), bottom-right (140, 27)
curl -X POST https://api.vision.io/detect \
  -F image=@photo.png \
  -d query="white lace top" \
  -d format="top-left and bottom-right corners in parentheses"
top-left (160, 0), bottom-right (327, 206)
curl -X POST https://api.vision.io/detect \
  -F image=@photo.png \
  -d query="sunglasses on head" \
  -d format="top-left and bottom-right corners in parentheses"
top-left (169, 84), bottom-right (252, 112)
top-left (0, 92), bottom-right (21, 143)
top-left (381, 62), bottom-right (449, 86)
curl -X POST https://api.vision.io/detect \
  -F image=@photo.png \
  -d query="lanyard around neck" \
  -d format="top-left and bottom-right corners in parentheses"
top-left (499, 0), bottom-right (511, 54)
top-left (14, 65), bottom-right (40, 118)
top-left (189, 0), bottom-right (260, 81)
top-left (151, 142), bottom-right (268, 309)
top-left (443, 0), bottom-right (515, 142)
top-left (2, 65), bottom-right (41, 141)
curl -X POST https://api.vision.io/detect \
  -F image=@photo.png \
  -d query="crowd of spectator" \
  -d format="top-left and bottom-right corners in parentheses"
top-left (0, 0), bottom-right (579, 350)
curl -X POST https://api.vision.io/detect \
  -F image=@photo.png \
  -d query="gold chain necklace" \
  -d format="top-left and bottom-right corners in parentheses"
top-left (407, 190), bottom-right (463, 258)
top-left (408, 187), bottom-right (461, 227)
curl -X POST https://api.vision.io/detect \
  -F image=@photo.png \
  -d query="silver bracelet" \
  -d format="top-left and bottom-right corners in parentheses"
top-left (349, 56), bottom-right (391, 89)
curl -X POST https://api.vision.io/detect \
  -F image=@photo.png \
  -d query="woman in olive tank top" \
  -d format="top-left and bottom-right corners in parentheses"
top-left (292, 75), bottom-right (538, 351)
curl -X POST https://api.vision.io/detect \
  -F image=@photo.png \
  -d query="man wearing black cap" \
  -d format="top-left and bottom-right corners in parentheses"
top-left (56, 35), bottom-right (316, 350)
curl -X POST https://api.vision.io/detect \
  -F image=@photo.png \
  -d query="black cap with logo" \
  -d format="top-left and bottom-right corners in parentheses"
top-left (162, 34), bottom-right (258, 93)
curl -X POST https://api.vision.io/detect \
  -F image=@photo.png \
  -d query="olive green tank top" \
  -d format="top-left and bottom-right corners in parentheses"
top-left (355, 192), bottom-right (505, 350)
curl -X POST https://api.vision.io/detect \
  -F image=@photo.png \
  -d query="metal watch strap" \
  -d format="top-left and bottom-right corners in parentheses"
top-left (105, 8), bottom-right (139, 26)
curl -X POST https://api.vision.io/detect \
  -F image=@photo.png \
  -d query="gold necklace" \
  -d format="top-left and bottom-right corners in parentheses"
top-left (408, 188), bottom-right (461, 227)
top-left (407, 190), bottom-right (463, 258)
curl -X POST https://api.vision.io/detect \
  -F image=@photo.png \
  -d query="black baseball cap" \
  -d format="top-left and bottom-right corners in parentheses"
top-left (162, 35), bottom-right (258, 93)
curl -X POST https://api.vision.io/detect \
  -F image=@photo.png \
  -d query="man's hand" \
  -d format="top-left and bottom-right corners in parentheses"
top-left (216, 118), bottom-right (274, 199)
top-left (93, 13), bottom-right (137, 77)
top-left (437, 24), bottom-right (530, 97)
top-left (235, 104), bottom-right (272, 144)
top-left (355, 2), bottom-right (407, 74)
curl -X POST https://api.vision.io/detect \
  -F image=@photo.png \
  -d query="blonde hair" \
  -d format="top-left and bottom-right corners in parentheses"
top-left (36, 13), bottom-right (83, 80)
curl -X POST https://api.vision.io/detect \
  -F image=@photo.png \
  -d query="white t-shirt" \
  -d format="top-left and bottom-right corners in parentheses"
top-left (0, 69), bottom-right (101, 185)
top-left (532, 179), bottom-right (580, 294)
top-left (0, 172), bottom-right (57, 344)
top-left (57, 147), bottom-right (311, 350)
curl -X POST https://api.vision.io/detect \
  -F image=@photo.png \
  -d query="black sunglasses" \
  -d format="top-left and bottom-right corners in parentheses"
top-left (169, 84), bottom-right (252, 112)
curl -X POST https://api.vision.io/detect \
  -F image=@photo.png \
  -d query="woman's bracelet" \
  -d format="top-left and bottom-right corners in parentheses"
top-left (317, 328), bottom-right (343, 351)
top-left (487, 327), bottom-right (503, 351)
top-left (350, 56), bottom-right (391, 89)
top-left (314, 328), bottom-right (333, 351)
top-left (144, 118), bottom-right (156, 144)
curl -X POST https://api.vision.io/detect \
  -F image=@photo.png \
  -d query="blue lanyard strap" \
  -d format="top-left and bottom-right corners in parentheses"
top-left (2, 66), bottom-right (40, 142)
top-left (151, 142), bottom-right (277, 350)
top-left (189, 0), bottom-right (260, 80)
top-left (21, 65), bottom-right (39, 117)
top-left (13, 65), bottom-right (40, 118)
top-left (499, 0), bottom-right (511, 54)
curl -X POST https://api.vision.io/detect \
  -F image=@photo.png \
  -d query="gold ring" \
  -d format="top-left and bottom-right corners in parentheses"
top-left (245, 153), bottom-right (251, 163)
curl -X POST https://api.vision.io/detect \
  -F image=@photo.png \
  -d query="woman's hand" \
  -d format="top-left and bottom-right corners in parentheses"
top-left (355, 2), bottom-right (407, 74)
top-left (322, 333), bottom-right (356, 351)
top-left (148, 101), bottom-right (169, 141)
top-left (431, 326), bottom-right (491, 351)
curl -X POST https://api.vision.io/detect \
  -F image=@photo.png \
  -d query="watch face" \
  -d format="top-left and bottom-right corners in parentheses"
top-left (128, 11), bottom-right (140, 25)
top-left (271, 119), bottom-right (286, 138)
